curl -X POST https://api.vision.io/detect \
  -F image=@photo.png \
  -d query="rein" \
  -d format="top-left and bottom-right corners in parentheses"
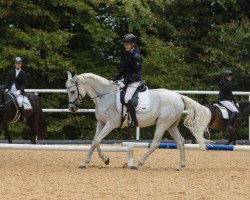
top-left (91, 89), bottom-right (121, 100)
top-left (67, 82), bottom-right (121, 104)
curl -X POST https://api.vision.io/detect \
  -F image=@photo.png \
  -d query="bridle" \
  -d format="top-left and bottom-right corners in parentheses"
top-left (67, 83), bottom-right (83, 105)
top-left (67, 81), bottom-right (121, 106)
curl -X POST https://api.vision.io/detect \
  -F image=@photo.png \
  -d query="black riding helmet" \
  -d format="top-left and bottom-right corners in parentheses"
top-left (224, 70), bottom-right (233, 77)
top-left (121, 33), bottom-right (136, 44)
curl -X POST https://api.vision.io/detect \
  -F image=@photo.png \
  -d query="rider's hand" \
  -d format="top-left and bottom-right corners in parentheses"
top-left (16, 90), bottom-right (21, 96)
top-left (236, 103), bottom-right (239, 107)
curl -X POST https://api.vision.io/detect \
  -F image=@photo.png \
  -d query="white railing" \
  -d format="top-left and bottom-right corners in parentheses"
top-left (25, 89), bottom-right (250, 141)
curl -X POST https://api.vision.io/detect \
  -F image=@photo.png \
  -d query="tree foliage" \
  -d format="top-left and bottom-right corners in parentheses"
top-left (0, 0), bottom-right (249, 140)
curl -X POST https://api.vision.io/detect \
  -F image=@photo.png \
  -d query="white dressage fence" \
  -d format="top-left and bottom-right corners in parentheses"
top-left (122, 142), bottom-right (250, 151)
top-left (0, 143), bottom-right (134, 167)
top-left (25, 89), bottom-right (250, 140)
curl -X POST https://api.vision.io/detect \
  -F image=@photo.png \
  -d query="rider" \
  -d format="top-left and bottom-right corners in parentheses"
top-left (112, 33), bottom-right (143, 128)
top-left (3, 56), bottom-right (27, 120)
top-left (218, 70), bottom-right (239, 130)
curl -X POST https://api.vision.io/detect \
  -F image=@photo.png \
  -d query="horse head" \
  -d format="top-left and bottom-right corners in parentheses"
top-left (66, 71), bottom-right (86, 112)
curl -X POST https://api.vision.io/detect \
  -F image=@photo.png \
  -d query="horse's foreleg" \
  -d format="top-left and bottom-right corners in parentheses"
top-left (130, 124), bottom-right (167, 170)
top-left (79, 121), bottom-right (114, 168)
top-left (94, 122), bottom-right (115, 165)
top-left (168, 125), bottom-right (186, 171)
top-left (0, 123), bottom-right (11, 143)
top-left (227, 129), bottom-right (238, 145)
top-left (4, 128), bottom-right (12, 143)
top-left (79, 121), bottom-right (104, 169)
top-left (94, 121), bottom-right (110, 165)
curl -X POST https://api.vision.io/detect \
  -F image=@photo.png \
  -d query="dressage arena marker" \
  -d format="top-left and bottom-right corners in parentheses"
top-left (0, 144), bottom-right (134, 167)
top-left (122, 142), bottom-right (250, 151)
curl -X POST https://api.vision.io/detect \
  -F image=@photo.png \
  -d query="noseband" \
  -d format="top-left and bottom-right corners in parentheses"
top-left (67, 84), bottom-right (83, 105)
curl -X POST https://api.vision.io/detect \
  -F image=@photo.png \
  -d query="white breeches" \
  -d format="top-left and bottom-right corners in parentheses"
top-left (124, 81), bottom-right (140, 103)
top-left (9, 92), bottom-right (23, 107)
top-left (219, 100), bottom-right (239, 113)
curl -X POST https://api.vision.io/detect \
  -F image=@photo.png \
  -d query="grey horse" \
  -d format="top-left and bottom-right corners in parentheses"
top-left (66, 72), bottom-right (211, 170)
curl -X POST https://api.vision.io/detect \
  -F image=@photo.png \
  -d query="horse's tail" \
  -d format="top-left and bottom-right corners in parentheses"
top-left (181, 95), bottom-right (211, 150)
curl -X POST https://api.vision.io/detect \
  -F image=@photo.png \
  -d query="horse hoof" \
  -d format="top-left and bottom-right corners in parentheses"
top-left (130, 165), bottom-right (139, 170)
top-left (175, 167), bottom-right (181, 171)
top-left (104, 158), bottom-right (110, 165)
top-left (79, 164), bottom-right (87, 169)
top-left (175, 164), bottom-right (182, 171)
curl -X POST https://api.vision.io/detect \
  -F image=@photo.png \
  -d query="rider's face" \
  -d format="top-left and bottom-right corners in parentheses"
top-left (226, 76), bottom-right (233, 81)
top-left (15, 63), bottom-right (22, 69)
top-left (124, 43), bottom-right (134, 51)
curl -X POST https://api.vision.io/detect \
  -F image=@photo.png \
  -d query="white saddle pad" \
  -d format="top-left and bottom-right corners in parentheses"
top-left (214, 103), bottom-right (229, 119)
top-left (23, 96), bottom-right (32, 110)
top-left (116, 88), bottom-right (150, 114)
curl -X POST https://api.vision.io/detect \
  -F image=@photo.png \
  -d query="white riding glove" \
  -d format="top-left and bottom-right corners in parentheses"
top-left (15, 90), bottom-right (21, 96)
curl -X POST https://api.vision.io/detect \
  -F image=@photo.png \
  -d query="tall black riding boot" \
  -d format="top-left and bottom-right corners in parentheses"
top-left (226, 112), bottom-right (238, 131)
top-left (126, 100), bottom-right (138, 128)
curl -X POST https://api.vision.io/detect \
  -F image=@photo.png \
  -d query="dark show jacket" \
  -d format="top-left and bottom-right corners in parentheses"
top-left (112, 48), bottom-right (142, 85)
top-left (4, 68), bottom-right (27, 95)
top-left (218, 79), bottom-right (236, 102)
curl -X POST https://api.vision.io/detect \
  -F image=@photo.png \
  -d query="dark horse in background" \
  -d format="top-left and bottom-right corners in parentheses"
top-left (192, 102), bottom-right (250, 145)
top-left (0, 85), bottom-right (46, 143)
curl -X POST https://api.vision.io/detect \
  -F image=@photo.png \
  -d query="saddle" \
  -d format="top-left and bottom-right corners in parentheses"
top-left (116, 81), bottom-right (150, 114)
top-left (213, 102), bottom-right (231, 119)
top-left (9, 93), bottom-right (33, 110)
top-left (8, 93), bottom-right (33, 123)
top-left (116, 81), bottom-right (150, 128)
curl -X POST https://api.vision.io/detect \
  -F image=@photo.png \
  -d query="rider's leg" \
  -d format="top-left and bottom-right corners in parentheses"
top-left (126, 100), bottom-right (138, 128)
top-left (227, 112), bottom-right (238, 130)
top-left (219, 101), bottom-right (239, 130)
top-left (16, 95), bottom-right (27, 122)
top-left (124, 82), bottom-right (140, 128)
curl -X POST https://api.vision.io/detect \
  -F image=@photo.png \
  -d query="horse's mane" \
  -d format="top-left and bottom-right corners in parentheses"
top-left (79, 73), bottom-right (111, 85)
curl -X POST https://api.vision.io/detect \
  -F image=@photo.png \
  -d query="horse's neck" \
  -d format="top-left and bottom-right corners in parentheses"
top-left (0, 90), bottom-right (5, 104)
top-left (78, 76), bottom-right (117, 102)
top-left (240, 103), bottom-right (250, 115)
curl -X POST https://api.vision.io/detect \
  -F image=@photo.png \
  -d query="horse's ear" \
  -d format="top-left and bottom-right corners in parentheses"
top-left (72, 73), bottom-right (78, 81)
top-left (67, 71), bottom-right (72, 79)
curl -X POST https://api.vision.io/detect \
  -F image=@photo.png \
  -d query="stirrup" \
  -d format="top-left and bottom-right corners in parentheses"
top-left (129, 121), bottom-right (138, 128)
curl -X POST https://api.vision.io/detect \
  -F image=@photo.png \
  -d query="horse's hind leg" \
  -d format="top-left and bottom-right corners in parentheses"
top-left (130, 122), bottom-right (169, 170)
top-left (167, 123), bottom-right (186, 171)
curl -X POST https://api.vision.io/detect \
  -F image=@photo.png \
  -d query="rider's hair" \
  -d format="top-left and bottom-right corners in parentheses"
top-left (134, 44), bottom-right (142, 56)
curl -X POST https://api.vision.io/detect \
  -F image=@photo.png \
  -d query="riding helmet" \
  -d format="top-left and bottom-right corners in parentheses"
top-left (224, 70), bottom-right (233, 77)
top-left (15, 57), bottom-right (23, 63)
top-left (122, 34), bottom-right (136, 44)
